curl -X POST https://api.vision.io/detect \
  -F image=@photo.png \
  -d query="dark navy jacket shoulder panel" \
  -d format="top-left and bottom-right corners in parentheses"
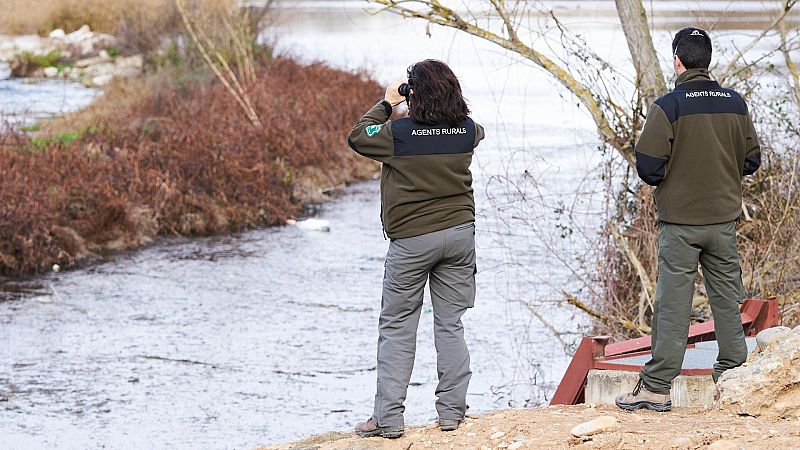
top-left (656, 81), bottom-right (748, 123)
top-left (391, 117), bottom-right (476, 156)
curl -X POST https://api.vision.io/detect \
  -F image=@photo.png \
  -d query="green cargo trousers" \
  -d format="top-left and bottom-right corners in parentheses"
top-left (372, 222), bottom-right (476, 428)
top-left (640, 220), bottom-right (748, 394)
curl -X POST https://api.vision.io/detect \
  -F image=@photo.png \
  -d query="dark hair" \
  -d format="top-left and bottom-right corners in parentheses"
top-left (672, 27), bottom-right (712, 70)
top-left (406, 59), bottom-right (470, 125)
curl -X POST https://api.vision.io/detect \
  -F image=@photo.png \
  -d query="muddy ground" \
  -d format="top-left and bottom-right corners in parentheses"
top-left (262, 405), bottom-right (800, 450)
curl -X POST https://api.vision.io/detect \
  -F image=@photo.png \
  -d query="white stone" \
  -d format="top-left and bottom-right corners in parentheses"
top-left (33, 295), bottom-right (54, 304)
top-left (87, 62), bottom-right (115, 77)
top-left (718, 332), bottom-right (800, 419)
top-left (288, 218), bottom-right (330, 232)
top-left (793, 325), bottom-right (800, 335)
top-left (49, 29), bottom-right (66, 39)
top-left (489, 431), bottom-right (505, 440)
top-left (670, 437), bottom-right (693, 448)
top-left (507, 443), bottom-right (523, 450)
top-left (707, 440), bottom-right (741, 450)
top-left (99, 49), bottom-right (111, 60)
top-left (43, 66), bottom-right (58, 77)
top-left (91, 74), bottom-right (113, 86)
top-left (570, 416), bottom-right (618, 437)
top-left (115, 55), bottom-right (143, 70)
top-left (12, 35), bottom-right (51, 53)
top-left (65, 25), bottom-right (93, 45)
top-left (74, 56), bottom-right (105, 68)
top-left (756, 326), bottom-right (793, 351)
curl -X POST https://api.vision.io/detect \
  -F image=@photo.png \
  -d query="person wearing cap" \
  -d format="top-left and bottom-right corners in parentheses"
top-left (615, 27), bottom-right (761, 412)
top-left (347, 59), bottom-right (485, 437)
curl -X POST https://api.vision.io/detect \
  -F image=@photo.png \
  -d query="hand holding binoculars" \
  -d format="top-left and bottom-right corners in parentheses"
top-left (398, 83), bottom-right (411, 97)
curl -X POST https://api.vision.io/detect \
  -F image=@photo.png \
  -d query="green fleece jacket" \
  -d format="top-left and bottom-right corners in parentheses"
top-left (635, 68), bottom-right (761, 225)
top-left (348, 100), bottom-right (485, 238)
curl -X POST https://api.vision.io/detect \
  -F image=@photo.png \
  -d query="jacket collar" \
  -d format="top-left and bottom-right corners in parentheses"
top-left (674, 68), bottom-right (720, 91)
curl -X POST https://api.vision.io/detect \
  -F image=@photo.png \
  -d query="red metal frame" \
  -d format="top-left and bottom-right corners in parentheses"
top-left (549, 298), bottom-right (778, 405)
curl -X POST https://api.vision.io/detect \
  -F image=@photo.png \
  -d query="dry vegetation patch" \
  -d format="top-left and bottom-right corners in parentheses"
top-left (0, 57), bottom-right (380, 277)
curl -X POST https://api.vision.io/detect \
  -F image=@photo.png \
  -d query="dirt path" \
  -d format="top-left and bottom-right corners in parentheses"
top-left (261, 405), bottom-right (800, 450)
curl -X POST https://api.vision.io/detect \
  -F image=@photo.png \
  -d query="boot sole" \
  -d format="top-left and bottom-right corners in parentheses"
top-left (615, 400), bottom-right (672, 412)
top-left (355, 429), bottom-right (404, 439)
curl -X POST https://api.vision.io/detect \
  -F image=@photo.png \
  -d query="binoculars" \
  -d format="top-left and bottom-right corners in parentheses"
top-left (398, 83), bottom-right (411, 97)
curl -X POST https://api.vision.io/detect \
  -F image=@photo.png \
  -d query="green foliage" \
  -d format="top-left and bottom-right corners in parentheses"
top-left (20, 50), bottom-right (62, 68)
top-left (151, 42), bottom-right (183, 70)
top-left (107, 47), bottom-right (120, 58)
top-left (20, 123), bottom-right (42, 133)
top-left (28, 125), bottom-right (99, 151)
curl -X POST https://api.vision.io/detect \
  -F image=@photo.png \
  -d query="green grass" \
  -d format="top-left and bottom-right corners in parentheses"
top-left (20, 123), bottom-right (42, 133)
top-left (20, 50), bottom-right (62, 68)
top-left (28, 125), bottom-right (100, 151)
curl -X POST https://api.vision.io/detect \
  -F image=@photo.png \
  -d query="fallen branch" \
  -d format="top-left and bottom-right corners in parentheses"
top-left (563, 291), bottom-right (651, 335)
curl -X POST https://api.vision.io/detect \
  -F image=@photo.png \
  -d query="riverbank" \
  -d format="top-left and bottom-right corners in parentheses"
top-left (0, 55), bottom-right (380, 278)
top-left (261, 405), bottom-right (800, 450)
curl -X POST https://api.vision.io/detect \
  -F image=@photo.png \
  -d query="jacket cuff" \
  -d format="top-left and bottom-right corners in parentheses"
top-left (380, 100), bottom-right (393, 117)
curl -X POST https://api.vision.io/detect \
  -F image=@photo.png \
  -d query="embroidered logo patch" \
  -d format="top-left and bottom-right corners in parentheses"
top-left (365, 124), bottom-right (382, 137)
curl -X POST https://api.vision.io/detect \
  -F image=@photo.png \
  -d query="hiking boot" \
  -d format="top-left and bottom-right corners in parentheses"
top-left (615, 378), bottom-right (672, 412)
top-left (439, 418), bottom-right (461, 432)
top-left (354, 418), bottom-right (404, 439)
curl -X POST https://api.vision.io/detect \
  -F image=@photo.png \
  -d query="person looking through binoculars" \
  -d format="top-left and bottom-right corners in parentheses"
top-left (347, 59), bottom-right (485, 438)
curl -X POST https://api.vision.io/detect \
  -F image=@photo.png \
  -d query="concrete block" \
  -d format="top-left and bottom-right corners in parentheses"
top-left (586, 369), bottom-right (716, 407)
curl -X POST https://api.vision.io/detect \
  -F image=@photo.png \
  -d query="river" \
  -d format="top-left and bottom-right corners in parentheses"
top-left (0, 1), bottom-right (791, 448)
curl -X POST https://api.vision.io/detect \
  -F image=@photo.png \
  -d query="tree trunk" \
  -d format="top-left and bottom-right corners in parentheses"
top-left (615, 0), bottom-right (667, 107)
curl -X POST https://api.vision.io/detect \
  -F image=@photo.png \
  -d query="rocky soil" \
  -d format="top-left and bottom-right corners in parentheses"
top-left (261, 405), bottom-right (800, 450)
top-left (264, 326), bottom-right (800, 450)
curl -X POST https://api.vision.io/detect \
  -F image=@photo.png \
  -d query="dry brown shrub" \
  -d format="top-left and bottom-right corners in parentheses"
top-left (0, 57), bottom-right (381, 277)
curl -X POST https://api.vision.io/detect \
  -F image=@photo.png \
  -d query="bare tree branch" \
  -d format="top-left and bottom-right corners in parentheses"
top-left (718, 0), bottom-right (798, 83)
top-left (368, 0), bottom-right (633, 164)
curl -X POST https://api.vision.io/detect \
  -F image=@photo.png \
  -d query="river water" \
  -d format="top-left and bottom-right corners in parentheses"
top-left (0, 2), bottom-right (792, 449)
top-left (0, 62), bottom-right (97, 125)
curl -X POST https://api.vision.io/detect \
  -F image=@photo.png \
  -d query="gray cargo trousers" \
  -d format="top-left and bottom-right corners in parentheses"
top-left (372, 222), bottom-right (476, 428)
top-left (640, 220), bottom-right (748, 394)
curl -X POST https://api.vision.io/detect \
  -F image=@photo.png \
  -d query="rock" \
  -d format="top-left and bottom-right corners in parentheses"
top-left (43, 66), bottom-right (58, 77)
top-left (75, 56), bottom-right (107, 68)
top-left (489, 431), bottom-right (505, 440)
top-left (9, 56), bottom-right (39, 77)
top-left (64, 25), bottom-right (93, 45)
top-left (718, 332), bottom-right (800, 419)
top-left (756, 326), bottom-right (793, 351)
top-left (49, 29), bottom-right (66, 39)
top-left (507, 442), bottom-right (523, 450)
top-left (91, 73), bottom-right (113, 86)
top-left (670, 437), bottom-right (692, 448)
top-left (32, 295), bottom-right (54, 304)
top-left (794, 325), bottom-right (800, 335)
top-left (707, 440), bottom-right (741, 450)
top-left (288, 218), bottom-right (330, 232)
top-left (12, 35), bottom-right (52, 53)
top-left (570, 416), bottom-right (618, 437)
top-left (115, 55), bottom-right (143, 71)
